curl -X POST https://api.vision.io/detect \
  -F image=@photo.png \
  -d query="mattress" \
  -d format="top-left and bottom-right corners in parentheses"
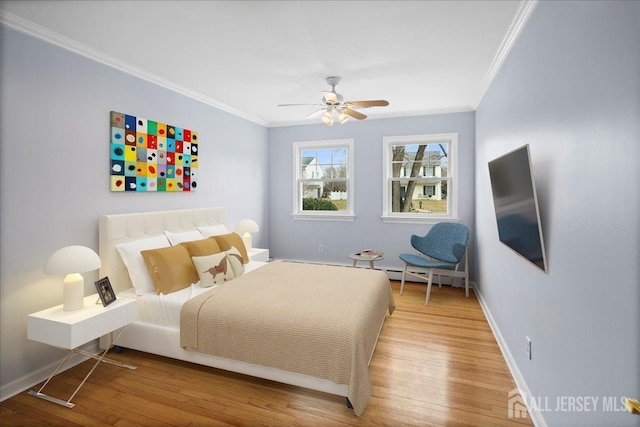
top-left (122, 260), bottom-right (268, 329)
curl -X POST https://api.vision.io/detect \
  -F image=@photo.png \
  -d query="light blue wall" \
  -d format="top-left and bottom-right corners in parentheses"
top-left (475, 1), bottom-right (639, 426)
top-left (268, 113), bottom-right (475, 271)
top-left (0, 28), bottom-right (269, 391)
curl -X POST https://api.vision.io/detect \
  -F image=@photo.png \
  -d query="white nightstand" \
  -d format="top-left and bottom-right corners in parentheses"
top-left (27, 294), bottom-right (137, 408)
top-left (248, 247), bottom-right (269, 262)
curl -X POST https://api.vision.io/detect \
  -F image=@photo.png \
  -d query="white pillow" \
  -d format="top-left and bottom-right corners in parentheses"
top-left (225, 246), bottom-right (245, 277)
top-left (115, 235), bottom-right (171, 295)
top-left (198, 224), bottom-right (229, 237)
top-left (192, 252), bottom-right (234, 288)
top-left (164, 229), bottom-right (203, 245)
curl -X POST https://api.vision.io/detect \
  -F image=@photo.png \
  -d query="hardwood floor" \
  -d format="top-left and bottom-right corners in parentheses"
top-left (0, 281), bottom-right (532, 426)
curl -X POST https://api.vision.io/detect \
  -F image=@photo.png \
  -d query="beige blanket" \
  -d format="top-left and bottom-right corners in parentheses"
top-left (180, 260), bottom-right (395, 416)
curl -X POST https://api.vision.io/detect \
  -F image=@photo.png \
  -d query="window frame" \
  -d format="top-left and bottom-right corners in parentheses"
top-left (382, 133), bottom-right (459, 223)
top-left (292, 138), bottom-right (355, 221)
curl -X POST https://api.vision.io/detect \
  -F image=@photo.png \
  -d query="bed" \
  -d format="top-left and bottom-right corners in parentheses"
top-left (98, 207), bottom-right (395, 415)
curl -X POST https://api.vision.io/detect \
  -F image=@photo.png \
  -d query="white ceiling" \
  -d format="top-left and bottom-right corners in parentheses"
top-left (1, 1), bottom-right (532, 127)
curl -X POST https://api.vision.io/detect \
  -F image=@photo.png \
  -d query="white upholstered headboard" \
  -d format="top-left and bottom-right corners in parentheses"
top-left (99, 207), bottom-right (226, 294)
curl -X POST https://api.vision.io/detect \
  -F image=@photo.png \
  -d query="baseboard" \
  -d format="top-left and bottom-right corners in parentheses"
top-left (0, 340), bottom-right (100, 402)
top-left (473, 283), bottom-right (547, 427)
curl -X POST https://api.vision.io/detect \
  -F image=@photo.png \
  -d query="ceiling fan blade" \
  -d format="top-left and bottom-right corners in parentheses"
top-left (322, 91), bottom-right (338, 104)
top-left (344, 100), bottom-right (389, 108)
top-left (342, 108), bottom-right (367, 120)
top-left (277, 103), bottom-right (323, 107)
top-left (305, 108), bottom-right (327, 119)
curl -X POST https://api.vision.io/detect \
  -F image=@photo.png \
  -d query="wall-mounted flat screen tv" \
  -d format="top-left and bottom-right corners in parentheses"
top-left (488, 144), bottom-right (547, 272)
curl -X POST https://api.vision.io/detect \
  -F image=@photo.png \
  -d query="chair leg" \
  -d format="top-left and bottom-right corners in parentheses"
top-left (400, 264), bottom-right (407, 295)
top-left (425, 269), bottom-right (434, 305)
top-left (437, 273), bottom-right (442, 288)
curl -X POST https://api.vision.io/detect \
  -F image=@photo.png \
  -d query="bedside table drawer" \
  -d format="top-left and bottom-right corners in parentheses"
top-left (84, 305), bottom-right (135, 342)
top-left (28, 295), bottom-right (137, 349)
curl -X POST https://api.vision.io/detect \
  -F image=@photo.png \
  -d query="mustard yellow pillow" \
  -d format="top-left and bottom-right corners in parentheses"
top-left (141, 245), bottom-right (198, 294)
top-left (214, 233), bottom-right (249, 264)
top-left (180, 237), bottom-right (222, 257)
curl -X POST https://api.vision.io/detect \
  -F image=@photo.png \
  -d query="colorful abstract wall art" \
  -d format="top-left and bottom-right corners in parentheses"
top-left (110, 111), bottom-right (198, 192)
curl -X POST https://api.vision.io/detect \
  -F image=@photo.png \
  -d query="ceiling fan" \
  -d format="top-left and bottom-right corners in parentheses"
top-left (278, 76), bottom-right (389, 126)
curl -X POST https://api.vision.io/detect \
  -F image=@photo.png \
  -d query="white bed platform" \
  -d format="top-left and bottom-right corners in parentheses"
top-left (98, 207), bottom-right (384, 402)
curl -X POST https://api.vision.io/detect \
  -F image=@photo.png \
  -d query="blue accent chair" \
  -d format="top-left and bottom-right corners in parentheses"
top-left (399, 222), bottom-right (470, 305)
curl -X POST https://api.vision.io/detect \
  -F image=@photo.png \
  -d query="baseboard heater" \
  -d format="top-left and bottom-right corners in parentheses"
top-left (284, 259), bottom-right (463, 287)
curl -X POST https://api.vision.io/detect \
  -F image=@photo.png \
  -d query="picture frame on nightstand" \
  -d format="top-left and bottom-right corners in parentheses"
top-left (94, 277), bottom-right (116, 307)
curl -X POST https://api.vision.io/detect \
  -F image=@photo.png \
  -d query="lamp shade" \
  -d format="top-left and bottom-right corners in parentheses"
top-left (44, 246), bottom-right (101, 311)
top-left (44, 246), bottom-right (101, 275)
top-left (234, 219), bottom-right (259, 236)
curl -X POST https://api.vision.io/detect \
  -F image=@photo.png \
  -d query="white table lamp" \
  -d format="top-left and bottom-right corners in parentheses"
top-left (44, 246), bottom-right (101, 311)
top-left (235, 219), bottom-right (259, 251)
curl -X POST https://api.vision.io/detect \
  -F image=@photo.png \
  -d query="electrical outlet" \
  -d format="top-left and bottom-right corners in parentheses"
top-left (318, 244), bottom-right (324, 253)
top-left (526, 336), bottom-right (532, 360)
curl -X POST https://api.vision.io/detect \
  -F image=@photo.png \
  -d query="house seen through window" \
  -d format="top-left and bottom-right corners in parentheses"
top-left (293, 139), bottom-right (354, 220)
top-left (382, 133), bottom-right (458, 222)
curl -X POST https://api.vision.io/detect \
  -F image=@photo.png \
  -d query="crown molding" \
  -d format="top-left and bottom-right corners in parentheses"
top-left (474, 0), bottom-right (538, 109)
top-left (2, 3), bottom-right (536, 129)
top-left (0, 10), bottom-right (268, 127)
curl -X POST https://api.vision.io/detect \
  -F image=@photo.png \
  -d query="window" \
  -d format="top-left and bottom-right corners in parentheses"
top-left (422, 166), bottom-right (436, 177)
top-left (382, 133), bottom-right (458, 222)
top-left (293, 139), bottom-right (354, 220)
top-left (423, 185), bottom-right (436, 197)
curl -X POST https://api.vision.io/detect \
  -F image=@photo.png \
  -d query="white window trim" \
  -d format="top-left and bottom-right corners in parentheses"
top-left (382, 133), bottom-right (459, 224)
top-left (292, 139), bottom-right (355, 221)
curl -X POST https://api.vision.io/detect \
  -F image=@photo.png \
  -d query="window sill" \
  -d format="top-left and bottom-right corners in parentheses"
top-left (381, 215), bottom-right (460, 224)
top-left (292, 213), bottom-right (355, 222)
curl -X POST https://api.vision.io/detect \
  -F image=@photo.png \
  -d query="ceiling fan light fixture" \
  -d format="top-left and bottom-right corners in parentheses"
top-left (278, 76), bottom-right (388, 125)
top-left (321, 112), bottom-right (333, 126)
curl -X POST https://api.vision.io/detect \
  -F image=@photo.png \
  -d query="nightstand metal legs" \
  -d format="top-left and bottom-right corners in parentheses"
top-left (29, 325), bottom-right (135, 408)
top-left (28, 350), bottom-right (77, 407)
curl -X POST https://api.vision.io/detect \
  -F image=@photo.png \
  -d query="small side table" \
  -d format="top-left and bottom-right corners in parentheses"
top-left (349, 252), bottom-right (384, 269)
top-left (248, 247), bottom-right (270, 262)
top-left (27, 294), bottom-right (137, 408)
